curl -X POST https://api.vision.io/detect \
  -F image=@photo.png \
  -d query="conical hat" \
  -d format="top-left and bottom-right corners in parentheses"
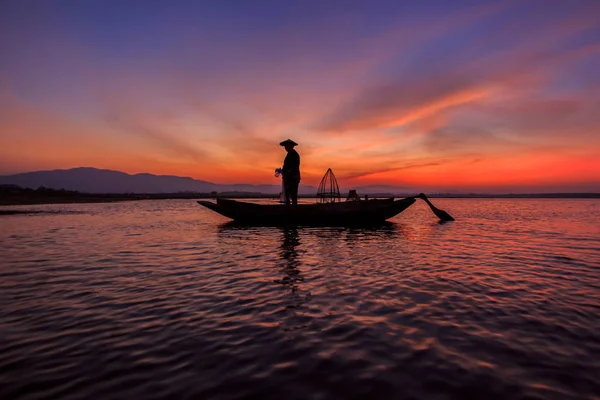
top-left (279, 139), bottom-right (298, 146)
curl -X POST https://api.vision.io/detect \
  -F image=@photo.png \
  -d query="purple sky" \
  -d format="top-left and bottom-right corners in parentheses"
top-left (1, 0), bottom-right (599, 192)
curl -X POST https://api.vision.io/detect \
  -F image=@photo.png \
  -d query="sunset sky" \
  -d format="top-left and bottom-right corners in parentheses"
top-left (1, 0), bottom-right (599, 193)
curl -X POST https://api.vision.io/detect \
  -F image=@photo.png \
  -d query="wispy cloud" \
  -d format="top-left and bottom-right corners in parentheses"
top-left (313, 5), bottom-right (600, 137)
top-left (105, 114), bottom-right (209, 163)
top-left (340, 161), bottom-right (444, 180)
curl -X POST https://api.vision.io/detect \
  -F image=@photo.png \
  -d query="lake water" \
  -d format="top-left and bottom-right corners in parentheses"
top-left (1, 199), bottom-right (599, 399)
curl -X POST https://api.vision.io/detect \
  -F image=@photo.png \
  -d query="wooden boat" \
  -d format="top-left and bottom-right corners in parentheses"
top-left (197, 197), bottom-right (416, 225)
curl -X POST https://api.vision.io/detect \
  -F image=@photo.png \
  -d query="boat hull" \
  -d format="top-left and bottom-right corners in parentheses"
top-left (197, 197), bottom-right (416, 225)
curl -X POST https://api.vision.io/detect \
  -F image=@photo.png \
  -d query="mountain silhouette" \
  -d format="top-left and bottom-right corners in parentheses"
top-left (0, 167), bottom-right (316, 194)
top-left (2, 167), bottom-right (599, 196)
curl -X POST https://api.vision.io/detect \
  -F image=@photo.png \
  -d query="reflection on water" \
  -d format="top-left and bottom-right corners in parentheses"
top-left (1, 199), bottom-right (600, 399)
top-left (275, 228), bottom-right (302, 289)
top-left (275, 228), bottom-right (312, 331)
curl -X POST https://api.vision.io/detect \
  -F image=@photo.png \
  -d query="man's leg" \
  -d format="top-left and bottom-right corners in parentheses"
top-left (291, 180), bottom-right (299, 205)
top-left (284, 180), bottom-right (292, 205)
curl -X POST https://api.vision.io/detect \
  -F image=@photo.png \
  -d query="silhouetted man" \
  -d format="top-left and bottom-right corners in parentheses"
top-left (280, 139), bottom-right (301, 205)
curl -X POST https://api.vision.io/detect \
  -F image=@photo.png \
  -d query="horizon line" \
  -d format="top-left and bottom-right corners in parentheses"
top-left (1, 166), bottom-right (599, 195)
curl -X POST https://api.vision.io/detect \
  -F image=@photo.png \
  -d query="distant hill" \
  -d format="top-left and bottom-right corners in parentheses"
top-left (0, 167), bottom-right (316, 194)
top-left (3, 167), bottom-right (598, 197)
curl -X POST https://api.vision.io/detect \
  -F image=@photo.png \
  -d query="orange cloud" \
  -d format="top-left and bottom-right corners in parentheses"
top-left (345, 150), bottom-right (600, 192)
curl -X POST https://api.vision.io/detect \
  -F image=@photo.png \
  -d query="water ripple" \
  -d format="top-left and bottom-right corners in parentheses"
top-left (1, 199), bottom-right (599, 399)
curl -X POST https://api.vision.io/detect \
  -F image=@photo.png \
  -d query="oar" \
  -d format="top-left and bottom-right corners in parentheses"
top-left (416, 193), bottom-right (455, 221)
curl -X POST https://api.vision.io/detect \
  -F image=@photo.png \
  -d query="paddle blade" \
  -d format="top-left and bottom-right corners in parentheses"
top-left (416, 193), bottom-right (455, 221)
top-left (434, 209), bottom-right (455, 221)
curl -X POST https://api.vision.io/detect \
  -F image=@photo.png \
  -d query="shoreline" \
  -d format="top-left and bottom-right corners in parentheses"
top-left (0, 197), bottom-right (142, 207)
top-left (0, 210), bottom-right (49, 215)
